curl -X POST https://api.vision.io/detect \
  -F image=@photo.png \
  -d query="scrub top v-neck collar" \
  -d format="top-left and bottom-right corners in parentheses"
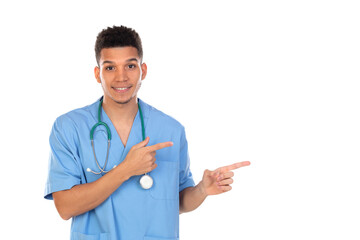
top-left (98, 97), bottom-right (148, 159)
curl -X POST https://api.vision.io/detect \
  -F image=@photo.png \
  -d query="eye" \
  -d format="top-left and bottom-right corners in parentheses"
top-left (105, 66), bottom-right (115, 71)
top-left (127, 64), bottom-right (137, 69)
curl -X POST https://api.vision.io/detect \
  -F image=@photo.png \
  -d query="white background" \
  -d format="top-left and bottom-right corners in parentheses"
top-left (0, 0), bottom-right (359, 239)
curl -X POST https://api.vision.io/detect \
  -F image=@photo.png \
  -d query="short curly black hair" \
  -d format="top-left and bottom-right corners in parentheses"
top-left (95, 25), bottom-right (143, 65)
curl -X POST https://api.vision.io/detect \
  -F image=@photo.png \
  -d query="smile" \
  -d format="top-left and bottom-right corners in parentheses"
top-left (113, 86), bottom-right (131, 93)
top-left (115, 87), bottom-right (129, 90)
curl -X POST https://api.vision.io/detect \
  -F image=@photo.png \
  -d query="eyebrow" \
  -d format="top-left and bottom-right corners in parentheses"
top-left (101, 58), bottom-right (139, 66)
top-left (101, 60), bottom-right (115, 66)
top-left (126, 58), bottom-right (139, 62)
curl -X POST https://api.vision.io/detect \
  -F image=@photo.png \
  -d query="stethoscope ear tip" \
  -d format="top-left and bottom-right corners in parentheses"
top-left (86, 168), bottom-right (91, 172)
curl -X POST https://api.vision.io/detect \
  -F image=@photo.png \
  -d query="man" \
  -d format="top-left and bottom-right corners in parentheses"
top-left (44, 25), bottom-right (250, 240)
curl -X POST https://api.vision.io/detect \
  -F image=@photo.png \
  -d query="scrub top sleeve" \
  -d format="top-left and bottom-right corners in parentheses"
top-left (179, 127), bottom-right (196, 193)
top-left (44, 116), bottom-right (82, 200)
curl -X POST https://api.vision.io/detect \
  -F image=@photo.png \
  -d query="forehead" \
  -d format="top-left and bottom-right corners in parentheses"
top-left (99, 46), bottom-right (140, 64)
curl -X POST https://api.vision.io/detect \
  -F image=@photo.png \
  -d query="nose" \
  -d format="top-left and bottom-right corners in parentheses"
top-left (115, 67), bottom-right (128, 82)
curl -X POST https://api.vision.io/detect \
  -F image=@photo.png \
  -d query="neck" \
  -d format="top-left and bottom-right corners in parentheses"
top-left (102, 96), bottom-right (138, 124)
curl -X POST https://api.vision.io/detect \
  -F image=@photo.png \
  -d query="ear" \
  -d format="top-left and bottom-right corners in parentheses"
top-left (94, 66), bottom-right (101, 83)
top-left (141, 62), bottom-right (147, 80)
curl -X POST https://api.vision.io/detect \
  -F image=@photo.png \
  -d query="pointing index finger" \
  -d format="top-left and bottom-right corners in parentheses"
top-left (220, 161), bottom-right (251, 172)
top-left (147, 141), bottom-right (174, 152)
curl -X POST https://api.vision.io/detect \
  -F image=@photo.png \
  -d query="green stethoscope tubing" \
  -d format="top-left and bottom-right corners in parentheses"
top-left (88, 97), bottom-right (145, 175)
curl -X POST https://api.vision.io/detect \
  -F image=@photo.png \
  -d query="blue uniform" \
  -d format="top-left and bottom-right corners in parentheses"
top-left (44, 98), bottom-right (195, 240)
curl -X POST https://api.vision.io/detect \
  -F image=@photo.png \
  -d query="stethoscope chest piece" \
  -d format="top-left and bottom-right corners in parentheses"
top-left (140, 174), bottom-right (153, 189)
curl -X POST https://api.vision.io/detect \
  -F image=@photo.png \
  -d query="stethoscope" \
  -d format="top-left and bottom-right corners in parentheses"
top-left (86, 97), bottom-right (154, 190)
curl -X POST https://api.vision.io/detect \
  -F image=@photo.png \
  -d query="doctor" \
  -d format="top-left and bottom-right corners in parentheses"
top-left (44, 25), bottom-right (250, 240)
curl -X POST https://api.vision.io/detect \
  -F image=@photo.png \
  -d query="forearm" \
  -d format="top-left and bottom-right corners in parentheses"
top-left (53, 163), bottom-right (131, 220)
top-left (179, 181), bottom-right (208, 214)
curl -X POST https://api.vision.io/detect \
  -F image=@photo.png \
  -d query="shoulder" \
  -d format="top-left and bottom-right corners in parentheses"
top-left (142, 99), bottom-right (185, 133)
top-left (153, 106), bottom-right (184, 130)
top-left (50, 100), bottom-right (98, 142)
top-left (53, 100), bottom-right (97, 129)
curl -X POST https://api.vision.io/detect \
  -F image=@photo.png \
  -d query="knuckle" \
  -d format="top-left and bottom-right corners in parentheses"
top-left (151, 164), bottom-right (157, 171)
top-left (147, 165), bottom-right (154, 172)
top-left (146, 155), bottom-right (153, 161)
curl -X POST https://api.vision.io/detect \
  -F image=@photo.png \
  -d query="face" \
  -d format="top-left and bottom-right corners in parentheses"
top-left (94, 47), bottom-right (147, 105)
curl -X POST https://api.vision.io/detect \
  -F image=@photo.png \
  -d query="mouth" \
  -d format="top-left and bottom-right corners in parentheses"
top-left (113, 86), bottom-right (131, 93)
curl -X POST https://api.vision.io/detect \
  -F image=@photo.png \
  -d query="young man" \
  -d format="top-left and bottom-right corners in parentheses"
top-left (44, 25), bottom-right (250, 240)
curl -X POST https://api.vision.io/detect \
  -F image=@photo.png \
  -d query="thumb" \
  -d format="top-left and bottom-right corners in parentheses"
top-left (204, 169), bottom-right (218, 177)
top-left (133, 136), bottom-right (150, 149)
top-left (210, 169), bottom-right (220, 178)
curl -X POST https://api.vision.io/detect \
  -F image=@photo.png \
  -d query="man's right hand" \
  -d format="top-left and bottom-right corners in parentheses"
top-left (120, 137), bottom-right (173, 178)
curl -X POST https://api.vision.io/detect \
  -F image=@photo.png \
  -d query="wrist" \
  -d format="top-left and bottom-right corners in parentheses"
top-left (115, 162), bottom-right (132, 181)
top-left (198, 181), bottom-right (208, 197)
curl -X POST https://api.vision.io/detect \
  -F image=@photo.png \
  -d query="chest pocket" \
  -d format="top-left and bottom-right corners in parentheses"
top-left (149, 160), bottom-right (178, 200)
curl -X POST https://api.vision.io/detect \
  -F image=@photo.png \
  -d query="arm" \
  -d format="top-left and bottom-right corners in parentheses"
top-left (179, 162), bottom-right (251, 214)
top-left (53, 137), bottom-right (173, 220)
top-left (53, 162), bottom-right (131, 220)
top-left (179, 181), bottom-right (208, 214)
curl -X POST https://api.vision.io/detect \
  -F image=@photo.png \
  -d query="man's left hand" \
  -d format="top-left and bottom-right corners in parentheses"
top-left (200, 161), bottom-right (251, 196)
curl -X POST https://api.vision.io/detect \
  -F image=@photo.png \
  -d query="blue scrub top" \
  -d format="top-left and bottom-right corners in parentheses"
top-left (44, 97), bottom-right (195, 240)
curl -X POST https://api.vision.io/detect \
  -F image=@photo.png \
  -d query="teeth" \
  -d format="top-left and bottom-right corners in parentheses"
top-left (115, 87), bottom-right (128, 90)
